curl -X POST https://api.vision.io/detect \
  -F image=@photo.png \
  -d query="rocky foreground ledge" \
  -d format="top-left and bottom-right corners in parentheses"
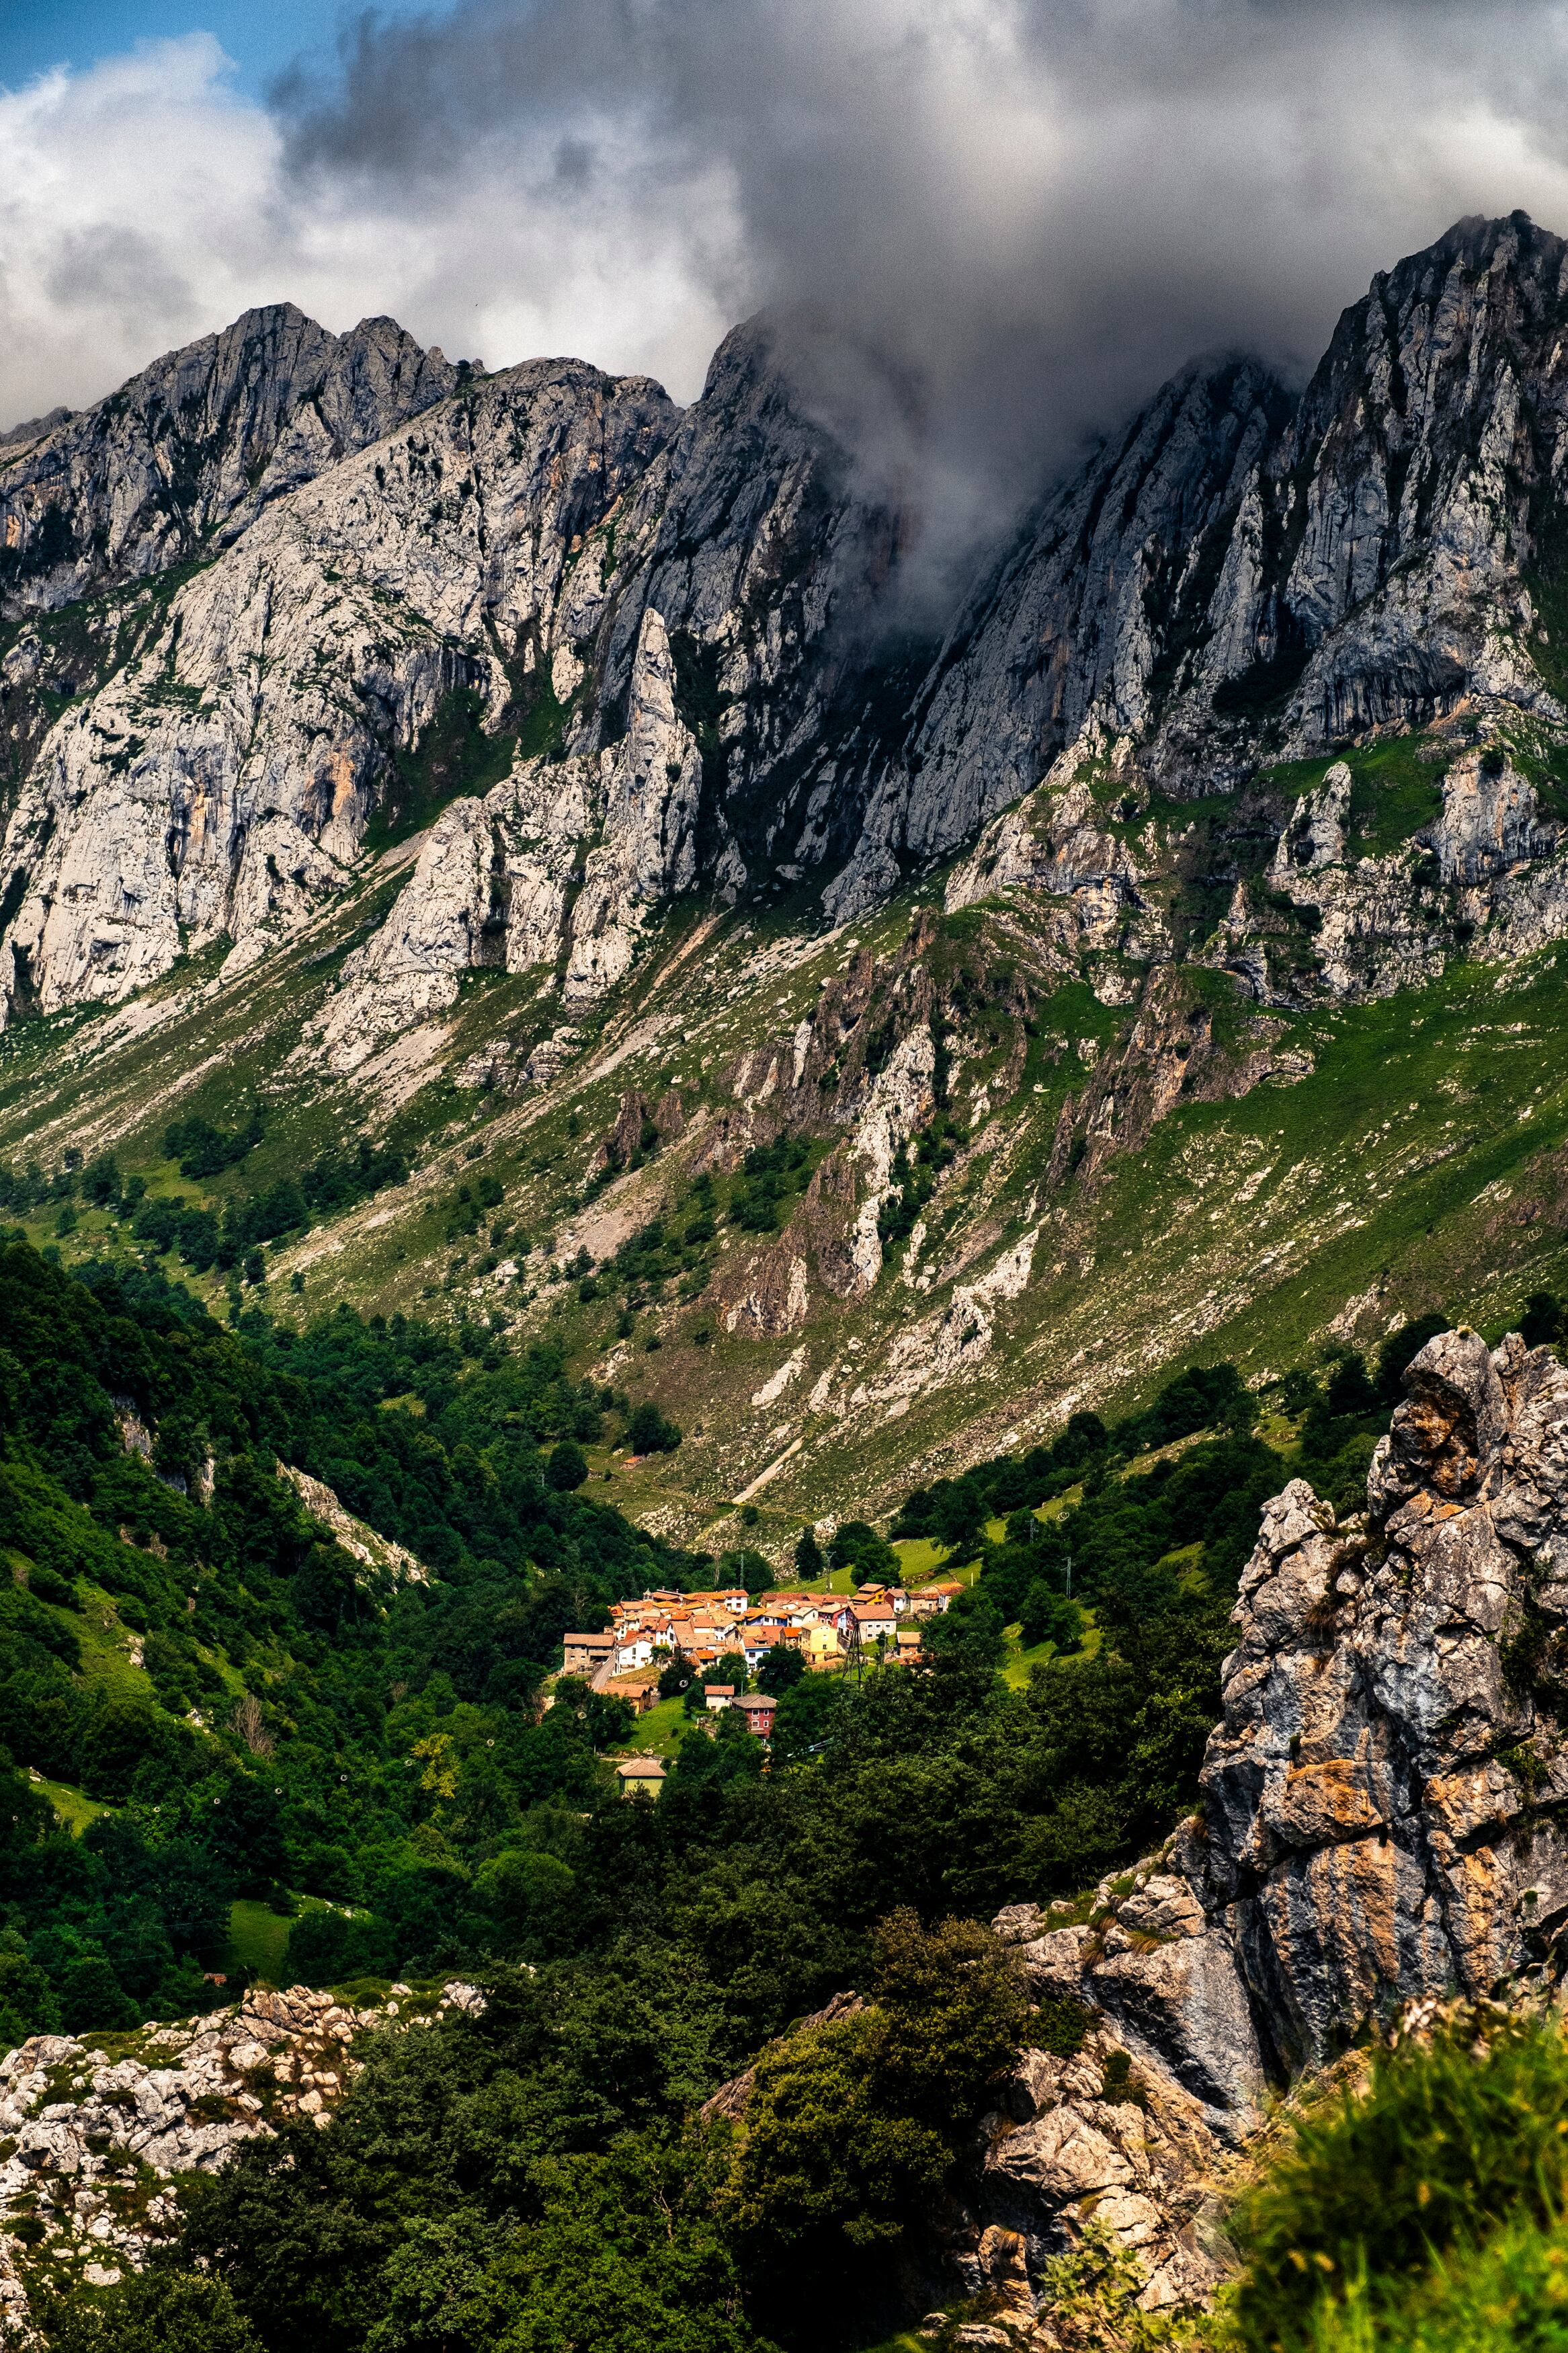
top-left (942, 1326), bottom-right (1568, 2344)
top-left (0, 1978), bottom-right (485, 2330)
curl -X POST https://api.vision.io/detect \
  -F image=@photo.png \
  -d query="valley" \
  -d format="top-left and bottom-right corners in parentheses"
top-left (8, 206), bottom-right (1568, 2352)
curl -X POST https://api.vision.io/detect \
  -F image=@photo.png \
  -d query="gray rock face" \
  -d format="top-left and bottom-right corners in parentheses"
top-left (9, 217), bottom-right (1568, 1041)
top-left (0, 1981), bottom-right (484, 2329)
top-left (966, 1322), bottom-right (1568, 2329)
top-left (911, 356), bottom-right (1293, 842)
top-left (0, 357), bottom-right (677, 1023)
top-left (1201, 1326), bottom-right (1568, 2070)
top-left (920, 211), bottom-right (1568, 813)
top-left (0, 305), bottom-right (470, 619)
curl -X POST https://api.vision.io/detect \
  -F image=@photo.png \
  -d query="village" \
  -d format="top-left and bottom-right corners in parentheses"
top-left (559, 1570), bottom-right (964, 1794)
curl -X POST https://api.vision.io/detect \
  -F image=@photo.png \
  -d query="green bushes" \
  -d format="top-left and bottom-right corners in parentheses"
top-left (827, 1519), bottom-right (899, 1583)
top-left (729, 1137), bottom-right (815, 1233)
top-left (727, 1911), bottom-right (1026, 2331)
top-left (1229, 2015), bottom-right (1568, 2352)
top-left (285, 1907), bottom-right (397, 1988)
top-left (43, 2268), bottom-right (263, 2353)
top-left (164, 1115), bottom-right (264, 1180)
top-left (1019, 1583), bottom-right (1084, 1651)
top-left (626, 1401), bottom-right (681, 1455)
top-left (1307, 2207), bottom-right (1568, 2351)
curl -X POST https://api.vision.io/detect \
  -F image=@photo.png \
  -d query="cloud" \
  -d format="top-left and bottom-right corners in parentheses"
top-left (7, 3), bottom-right (1568, 596)
top-left (271, 0), bottom-right (1568, 591)
top-left (0, 27), bottom-right (741, 426)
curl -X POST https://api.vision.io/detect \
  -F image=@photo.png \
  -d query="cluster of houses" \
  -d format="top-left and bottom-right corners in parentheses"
top-left (563, 1575), bottom-right (963, 1698)
top-left (556, 1574), bottom-right (964, 1795)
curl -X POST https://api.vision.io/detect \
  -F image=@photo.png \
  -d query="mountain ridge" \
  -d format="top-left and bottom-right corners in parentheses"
top-left (6, 214), bottom-right (1568, 1538)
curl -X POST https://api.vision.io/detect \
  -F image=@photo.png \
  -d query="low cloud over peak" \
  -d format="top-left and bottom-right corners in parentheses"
top-left (7, 2), bottom-right (1568, 595)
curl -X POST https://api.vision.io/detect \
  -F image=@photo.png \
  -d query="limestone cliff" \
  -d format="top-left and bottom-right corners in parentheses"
top-left (0, 1979), bottom-right (485, 2329)
top-left (12, 216), bottom-right (1568, 1038)
top-left (950, 1323), bottom-right (1568, 2339)
top-left (0, 305), bottom-right (469, 620)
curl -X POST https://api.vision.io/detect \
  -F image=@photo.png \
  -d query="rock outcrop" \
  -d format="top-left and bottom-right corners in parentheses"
top-left (923, 211), bottom-right (1568, 815)
top-left (0, 358), bottom-right (677, 1023)
top-left (0, 305), bottom-right (469, 619)
top-left (1200, 1324), bottom-right (1568, 2065)
top-left (0, 1979), bottom-right (484, 2330)
top-left (950, 1323), bottom-right (1568, 2338)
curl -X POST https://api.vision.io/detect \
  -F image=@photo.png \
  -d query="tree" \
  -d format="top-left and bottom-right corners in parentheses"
top-left (483, 2139), bottom-right (766, 2353)
top-left (712, 1650), bottom-right (747, 1690)
top-left (768, 1671), bottom-right (841, 1766)
top-left (658, 1653), bottom-right (694, 1701)
top-left (727, 1910), bottom-right (1025, 2338)
top-left (757, 1645), bottom-right (805, 1697)
top-left (585, 1691), bottom-right (635, 1748)
top-left (547, 1438), bottom-right (588, 1492)
top-left (921, 1589), bottom-right (1006, 1678)
top-left (1324, 1352), bottom-right (1378, 1417)
top-left (794, 1525), bottom-right (823, 1580)
top-left (45, 2269), bottom-right (263, 2353)
top-left (0, 1931), bottom-right (59, 2044)
top-left (626, 1402), bottom-right (681, 1455)
top-left (827, 1521), bottom-right (899, 1583)
top-left (720, 1548), bottom-right (772, 1597)
top-left (1019, 1584), bottom-right (1085, 1652)
top-left (925, 1480), bottom-right (989, 1560)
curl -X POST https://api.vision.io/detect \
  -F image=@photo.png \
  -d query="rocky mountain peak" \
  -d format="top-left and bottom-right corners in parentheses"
top-left (8, 216), bottom-right (1568, 1234)
top-left (0, 302), bottom-right (472, 619)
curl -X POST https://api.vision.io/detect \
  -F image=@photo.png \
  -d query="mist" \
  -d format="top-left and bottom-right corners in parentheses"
top-left (7, 1), bottom-right (1568, 601)
top-left (271, 0), bottom-right (1568, 586)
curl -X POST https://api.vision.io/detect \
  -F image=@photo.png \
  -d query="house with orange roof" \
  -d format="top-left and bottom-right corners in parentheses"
top-left (912, 1580), bottom-right (963, 1616)
top-left (850, 1601), bottom-right (897, 1648)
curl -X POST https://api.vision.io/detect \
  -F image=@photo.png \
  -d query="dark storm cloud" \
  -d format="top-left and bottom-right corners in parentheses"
top-left (7, 8), bottom-right (1561, 592)
top-left (270, 0), bottom-right (1568, 596)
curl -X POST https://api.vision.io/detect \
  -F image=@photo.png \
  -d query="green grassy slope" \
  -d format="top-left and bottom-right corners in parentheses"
top-left (6, 834), bottom-right (1568, 1543)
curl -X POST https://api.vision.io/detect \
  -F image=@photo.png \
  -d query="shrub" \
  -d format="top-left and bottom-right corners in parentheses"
top-left (1522, 1290), bottom-right (1564, 1351)
top-left (828, 1520), bottom-right (898, 1582)
top-left (163, 1115), bottom-right (263, 1181)
top-left (1020, 1584), bottom-right (1085, 1652)
top-left (44, 2267), bottom-right (263, 2353)
top-left (626, 1402), bottom-right (681, 1455)
top-left (658, 1654), bottom-right (694, 1700)
top-left (284, 1907), bottom-right (395, 1988)
top-left (727, 1911), bottom-right (1025, 2331)
top-left (547, 1438), bottom-right (588, 1491)
top-left (757, 1645), bottom-right (805, 1696)
top-left (1229, 2014), bottom-right (1568, 2352)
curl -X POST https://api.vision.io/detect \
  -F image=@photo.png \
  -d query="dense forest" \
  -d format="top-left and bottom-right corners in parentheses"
top-left (0, 1236), bottom-right (1491, 2348)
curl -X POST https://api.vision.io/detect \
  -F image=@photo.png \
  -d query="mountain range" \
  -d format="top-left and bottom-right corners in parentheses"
top-left (5, 209), bottom-right (1568, 1544)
